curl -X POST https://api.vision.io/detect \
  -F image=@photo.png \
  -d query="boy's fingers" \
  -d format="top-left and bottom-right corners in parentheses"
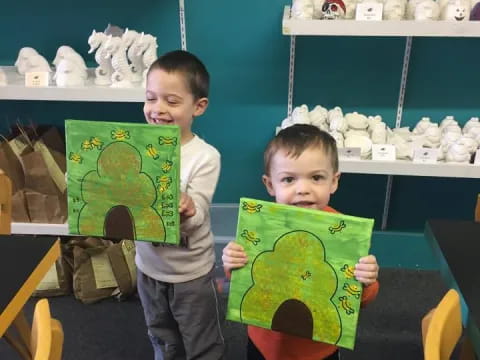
top-left (354, 269), bottom-right (377, 280)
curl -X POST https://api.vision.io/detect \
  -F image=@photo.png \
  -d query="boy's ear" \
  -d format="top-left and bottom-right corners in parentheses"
top-left (330, 172), bottom-right (341, 194)
top-left (193, 97), bottom-right (209, 117)
top-left (262, 175), bottom-right (275, 196)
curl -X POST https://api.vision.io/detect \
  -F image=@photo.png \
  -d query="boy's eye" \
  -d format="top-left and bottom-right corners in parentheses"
top-left (146, 97), bottom-right (155, 102)
top-left (312, 175), bottom-right (325, 181)
top-left (281, 176), bottom-right (295, 183)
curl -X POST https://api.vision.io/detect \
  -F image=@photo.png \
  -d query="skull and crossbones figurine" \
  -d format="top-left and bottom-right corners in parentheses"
top-left (321, 0), bottom-right (347, 19)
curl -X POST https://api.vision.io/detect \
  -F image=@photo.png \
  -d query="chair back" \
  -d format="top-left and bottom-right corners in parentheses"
top-left (424, 289), bottom-right (462, 360)
top-left (0, 173), bottom-right (12, 234)
top-left (31, 299), bottom-right (52, 360)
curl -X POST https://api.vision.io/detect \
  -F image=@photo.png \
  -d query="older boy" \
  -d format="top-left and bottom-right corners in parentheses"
top-left (136, 50), bottom-right (224, 360)
top-left (223, 124), bottom-right (379, 360)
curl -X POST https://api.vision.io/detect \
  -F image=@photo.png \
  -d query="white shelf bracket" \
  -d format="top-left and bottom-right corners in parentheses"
top-left (287, 35), bottom-right (296, 118)
top-left (382, 36), bottom-right (412, 230)
top-left (179, 0), bottom-right (187, 51)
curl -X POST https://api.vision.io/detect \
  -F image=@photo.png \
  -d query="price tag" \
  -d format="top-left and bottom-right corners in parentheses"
top-left (25, 71), bottom-right (49, 87)
top-left (413, 148), bottom-right (439, 164)
top-left (474, 149), bottom-right (480, 165)
top-left (338, 147), bottom-right (361, 160)
top-left (355, 2), bottom-right (383, 20)
top-left (372, 144), bottom-right (396, 161)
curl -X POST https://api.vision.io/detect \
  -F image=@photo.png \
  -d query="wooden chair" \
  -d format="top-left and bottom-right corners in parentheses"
top-left (0, 171), bottom-right (12, 234)
top-left (422, 289), bottom-right (462, 360)
top-left (5, 299), bottom-right (64, 360)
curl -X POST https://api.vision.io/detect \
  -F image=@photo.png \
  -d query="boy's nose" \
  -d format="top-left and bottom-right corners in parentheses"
top-left (296, 180), bottom-right (310, 195)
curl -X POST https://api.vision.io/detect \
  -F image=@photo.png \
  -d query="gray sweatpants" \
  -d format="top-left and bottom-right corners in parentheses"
top-left (137, 268), bottom-right (225, 360)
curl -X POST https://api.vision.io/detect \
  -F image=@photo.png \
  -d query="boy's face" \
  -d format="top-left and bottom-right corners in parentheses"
top-left (262, 146), bottom-right (340, 211)
top-left (144, 69), bottom-right (208, 144)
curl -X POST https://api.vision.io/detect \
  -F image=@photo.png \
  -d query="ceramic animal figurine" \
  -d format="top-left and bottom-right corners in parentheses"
top-left (104, 36), bottom-right (134, 88)
top-left (132, 33), bottom-right (158, 87)
top-left (423, 123), bottom-right (441, 148)
top-left (293, 0), bottom-right (315, 18)
top-left (384, 0), bottom-right (407, 19)
top-left (344, 135), bottom-right (372, 159)
top-left (281, 116), bottom-right (295, 129)
top-left (328, 106), bottom-right (344, 124)
top-left (441, 0), bottom-right (469, 20)
top-left (0, 68), bottom-right (6, 86)
top-left (320, 0), bottom-right (347, 19)
top-left (442, 124), bottom-right (462, 135)
top-left (439, 115), bottom-right (458, 130)
top-left (371, 122), bottom-right (387, 144)
top-left (367, 115), bottom-right (383, 133)
top-left (88, 30), bottom-right (114, 85)
top-left (15, 47), bottom-right (39, 75)
top-left (407, 0), bottom-right (426, 19)
top-left (54, 59), bottom-right (86, 87)
top-left (413, 117), bottom-right (431, 135)
top-left (414, 0), bottom-right (440, 19)
top-left (309, 105), bottom-right (328, 128)
top-left (292, 105), bottom-right (311, 124)
top-left (330, 131), bottom-right (345, 148)
top-left (446, 142), bottom-right (470, 162)
top-left (345, 112), bottom-right (368, 130)
top-left (122, 28), bottom-right (143, 83)
top-left (463, 117), bottom-right (480, 134)
top-left (24, 54), bottom-right (51, 73)
top-left (53, 46), bottom-right (88, 79)
top-left (342, 0), bottom-right (358, 18)
top-left (329, 112), bottom-right (348, 133)
top-left (104, 23), bottom-right (124, 37)
top-left (458, 136), bottom-right (478, 153)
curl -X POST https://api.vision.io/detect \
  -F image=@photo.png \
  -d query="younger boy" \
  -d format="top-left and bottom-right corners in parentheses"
top-left (223, 124), bottom-right (379, 360)
top-left (136, 50), bottom-right (224, 360)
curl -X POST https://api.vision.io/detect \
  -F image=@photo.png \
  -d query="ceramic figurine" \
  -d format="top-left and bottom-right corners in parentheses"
top-left (123, 28), bottom-right (143, 83)
top-left (88, 30), bottom-right (114, 85)
top-left (414, 0), bottom-right (440, 19)
top-left (407, 0), bottom-right (427, 19)
top-left (441, 0), bottom-right (469, 20)
top-left (345, 112), bottom-right (368, 130)
top-left (412, 117), bottom-right (431, 135)
top-left (0, 68), bottom-right (7, 86)
top-left (131, 33), bottom-right (158, 87)
top-left (458, 136), bottom-right (478, 153)
top-left (446, 142), bottom-right (470, 162)
top-left (104, 36), bottom-right (134, 88)
top-left (15, 47), bottom-right (39, 75)
top-left (24, 54), bottom-right (51, 73)
top-left (292, 105), bottom-right (311, 124)
top-left (329, 112), bottom-right (348, 133)
top-left (329, 131), bottom-right (344, 148)
top-left (320, 0), bottom-right (347, 19)
top-left (463, 117), bottom-right (480, 134)
top-left (345, 129), bottom-right (370, 138)
top-left (387, 130), bottom-right (413, 159)
top-left (104, 23), bottom-right (124, 37)
top-left (439, 115), bottom-right (458, 130)
top-left (293, 0), bottom-right (315, 18)
top-left (384, 0), bottom-right (407, 19)
top-left (281, 116), bottom-right (295, 129)
top-left (328, 106), bottom-right (344, 124)
top-left (441, 130), bottom-right (462, 148)
top-left (442, 123), bottom-right (462, 135)
top-left (344, 135), bottom-right (372, 159)
top-left (309, 105), bottom-right (328, 127)
top-left (367, 115), bottom-right (383, 132)
top-left (53, 46), bottom-right (88, 79)
top-left (54, 59), bottom-right (85, 87)
top-left (392, 127), bottom-right (411, 141)
top-left (467, 125), bottom-right (480, 139)
top-left (371, 122), bottom-right (387, 144)
top-left (423, 123), bottom-right (441, 147)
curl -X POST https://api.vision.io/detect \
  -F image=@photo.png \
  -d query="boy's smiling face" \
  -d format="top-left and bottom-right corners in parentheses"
top-left (263, 146), bottom-right (340, 211)
top-left (144, 68), bottom-right (208, 144)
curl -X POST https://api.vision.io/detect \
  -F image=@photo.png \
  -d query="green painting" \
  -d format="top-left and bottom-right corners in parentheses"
top-left (65, 120), bottom-right (180, 244)
top-left (226, 198), bottom-right (374, 350)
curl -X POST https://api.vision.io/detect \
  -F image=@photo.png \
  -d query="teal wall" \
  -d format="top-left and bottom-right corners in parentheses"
top-left (0, 0), bottom-right (478, 237)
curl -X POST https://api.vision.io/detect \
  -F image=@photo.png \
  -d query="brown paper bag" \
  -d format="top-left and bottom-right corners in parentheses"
top-left (72, 237), bottom-right (118, 304)
top-left (108, 240), bottom-right (137, 300)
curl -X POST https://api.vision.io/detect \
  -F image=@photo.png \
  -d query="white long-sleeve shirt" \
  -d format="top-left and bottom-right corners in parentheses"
top-left (135, 135), bottom-right (221, 283)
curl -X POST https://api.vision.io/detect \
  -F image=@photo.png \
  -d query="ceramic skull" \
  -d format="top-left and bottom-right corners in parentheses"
top-left (321, 0), bottom-right (347, 19)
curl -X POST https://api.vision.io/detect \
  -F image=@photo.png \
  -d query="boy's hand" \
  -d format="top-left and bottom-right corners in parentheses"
top-left (355, 255), bottom-right (379, 286)
top-left (179, 192), bottom-right (196, 219)
top-left (222, 241), bottom-right (248, 275)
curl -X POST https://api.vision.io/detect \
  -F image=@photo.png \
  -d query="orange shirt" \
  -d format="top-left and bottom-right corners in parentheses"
top-left (247, 205), bottom-right (380, 360)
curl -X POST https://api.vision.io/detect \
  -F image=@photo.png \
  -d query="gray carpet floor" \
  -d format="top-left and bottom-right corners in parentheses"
top-left (0, 266), bottom-right (448, 360)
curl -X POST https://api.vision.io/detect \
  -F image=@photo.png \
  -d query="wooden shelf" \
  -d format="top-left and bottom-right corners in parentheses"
top-left (340, 158), bottom-right (480, 177)
top-left (282, 6), bottom-right (480, 37)
top-left (0, 66), bottom-right (145, 102)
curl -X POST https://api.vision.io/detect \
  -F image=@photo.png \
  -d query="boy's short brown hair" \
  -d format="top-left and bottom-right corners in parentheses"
top-left (147, 50), bottom-right (209, 100)
top-left (264, 124), bottom-right (339, 175)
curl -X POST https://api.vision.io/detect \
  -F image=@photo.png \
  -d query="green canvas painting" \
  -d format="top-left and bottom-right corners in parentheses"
top-left (65, 119), bottom-right (180, 244)
top-left (226, 198), bottom-right (374, 350)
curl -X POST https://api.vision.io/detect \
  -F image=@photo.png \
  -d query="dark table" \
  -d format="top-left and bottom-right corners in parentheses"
top-left (425, 219), bottom-right (480, 358)
top-left (0, 235), bottom-right (60, 337)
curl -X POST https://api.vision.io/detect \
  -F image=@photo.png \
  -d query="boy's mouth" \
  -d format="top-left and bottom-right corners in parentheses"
top-left (150, 118), bottom-right (174, 125)
top-left (292, 201), bottom-right (317, 208)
